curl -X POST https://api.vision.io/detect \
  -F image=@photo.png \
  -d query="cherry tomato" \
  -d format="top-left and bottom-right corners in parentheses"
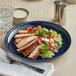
top-left (50, 46), bottom-right (54, 51)
top-left (51, 36), bottom-right (56, 40)
top-left (28, 27), bottom-right (32, 31)
top-left (38, 40), bottom-right (43, 45)
top-left (51, 30), bottom-right (54, 33)
top-left (48, 41), bottom-right (51, 46)
top-left (46, 35), bottom-right (50, 39)
top-left (37, 26), bottom-right (41, 31)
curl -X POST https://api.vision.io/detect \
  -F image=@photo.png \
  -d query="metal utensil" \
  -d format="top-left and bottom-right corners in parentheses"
top-left (0, 48), bottom-right (45, 74)
top-left (6, 55), bottom-right (45, 74)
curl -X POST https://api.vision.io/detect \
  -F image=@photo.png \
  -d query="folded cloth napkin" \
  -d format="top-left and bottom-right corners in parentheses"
top-left (0, 48), bottom-right (55, 76)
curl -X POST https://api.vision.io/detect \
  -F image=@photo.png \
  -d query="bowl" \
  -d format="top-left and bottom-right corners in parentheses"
top-left (13, 8), bottom-right (29, 25)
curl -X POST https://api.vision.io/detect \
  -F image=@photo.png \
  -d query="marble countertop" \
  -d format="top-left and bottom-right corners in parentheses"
top-left (0, 0), bottom-right (76, 76)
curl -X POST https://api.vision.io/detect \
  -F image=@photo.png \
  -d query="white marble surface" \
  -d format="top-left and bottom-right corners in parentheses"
top-left (0, 0), bottom-right (76, 76)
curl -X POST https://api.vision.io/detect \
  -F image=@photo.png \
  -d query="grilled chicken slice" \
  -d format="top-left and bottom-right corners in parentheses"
top-left (14, 38), bottom-right (22, 44)
top-left (28, 45), bottom-right (40, 60)
top-left (15, 34), bottom-right (35, 39)
top-left (30, 50), bottom-right (40, 60)
top-left (18, 30), bottom-right (28, 34)
top-left (17, 39), bottom-right (38, 52)
top-left (16, 36), bottom-right (38, 48)
top-left (23, 42), bottom-right (37, 56)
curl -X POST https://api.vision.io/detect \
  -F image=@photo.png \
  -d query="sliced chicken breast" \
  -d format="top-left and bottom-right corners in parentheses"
top-left (30, 51), bottom-right (40, 60)
top-left (15, 34), bottom-right (35, 38)
top-left (23, 42), bottom-right (37, 56)
top-left (14, 38), bottom-right (22, 44)
top-left (18, 30), bottom-right (28, 34)
top-left (17, 39), bottom-right (38, 52)
top-left (28, 45), bottom-right (40, 60)
top-left (16, 36), bottom-right (38, 48)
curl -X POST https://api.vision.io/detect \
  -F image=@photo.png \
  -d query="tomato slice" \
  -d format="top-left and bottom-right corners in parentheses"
top-left (38, 40), bottom-right (42, 45)
top-left (51, 36), bottom-right (56, 40)
top-left (37, 26), bottom-right (41, 31)
top-left (48, 41), bottom-right (51, 46)
top-left (28, 27), bottom-right (32, 31)
top-left (50, 46), bottom-right (54, 51)
top-left (46, 35), bottom-right (50, 39)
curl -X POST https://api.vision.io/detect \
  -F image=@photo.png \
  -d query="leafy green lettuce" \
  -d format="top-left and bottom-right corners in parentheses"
top-left (54, 34), bottom-right (63, 49)
top-left (39, 44), bottom-right (53, 58)
top-left (50, 31), bottom-right (63, 49)
top-left (40, 51), bottom-right (53, 58)
top-left (37, 28), bottom-right (51, 37)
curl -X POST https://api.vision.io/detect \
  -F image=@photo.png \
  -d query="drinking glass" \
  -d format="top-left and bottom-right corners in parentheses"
top-left (0, 5), bottom-right (14, 33)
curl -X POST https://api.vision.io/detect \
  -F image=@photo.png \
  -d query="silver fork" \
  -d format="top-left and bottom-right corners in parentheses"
top-left (6, 55), bottom-right (45, 74)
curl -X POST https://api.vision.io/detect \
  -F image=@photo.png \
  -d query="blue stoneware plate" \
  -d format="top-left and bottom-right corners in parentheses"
top-left (5, 21), bottom-right (71, 62)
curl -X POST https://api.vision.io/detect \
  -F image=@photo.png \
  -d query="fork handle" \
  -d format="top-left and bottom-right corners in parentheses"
top-left (18, 62), bottom-right (45, 73)
top-left (7, 56), bottom-right (45, 74)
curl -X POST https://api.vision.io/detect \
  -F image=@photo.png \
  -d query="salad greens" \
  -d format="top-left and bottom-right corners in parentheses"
top-left (37, 28), bottom-right (51, 37)
top-left (40, 51), bottom-right (53, 58)
top-left (40, 44), bottom-right (50, 53)
top-left (39, 28), bottom-right (62, 58)
top-left (28, 26), bottom-right (63, 59)
top-left (39, 44), bottom-right (53, 58)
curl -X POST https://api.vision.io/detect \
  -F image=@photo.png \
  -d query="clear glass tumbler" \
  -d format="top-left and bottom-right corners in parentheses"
top-left (0, 5), bottom-right (14, 33)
